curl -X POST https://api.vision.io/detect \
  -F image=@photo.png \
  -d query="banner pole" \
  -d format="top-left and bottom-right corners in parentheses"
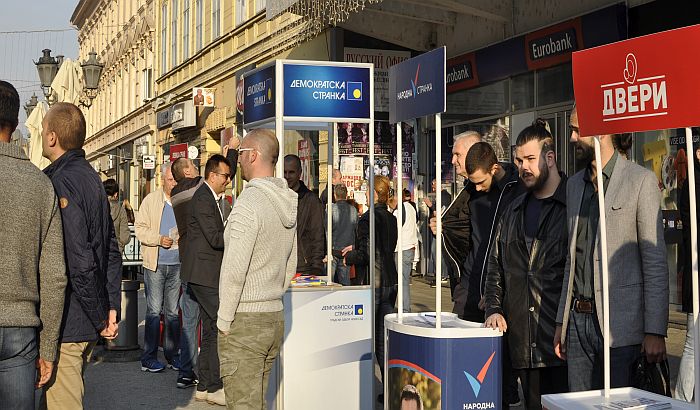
top-left (397, 122), bottom-right (404, 322)
top-left (684, 127), bottom-right (700, 410)
top-left (327, 123), bottom-right (335, 283)
top-left (594, 136), bottom-right (611, 398)
top-left (435, 113), bottom-right (442, 329)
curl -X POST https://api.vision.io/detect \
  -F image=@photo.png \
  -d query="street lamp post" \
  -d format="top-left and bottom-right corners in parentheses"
top-left (33, 49), bottom-right (103, 108)
top-left (24, 93), bottom-right (38, 117)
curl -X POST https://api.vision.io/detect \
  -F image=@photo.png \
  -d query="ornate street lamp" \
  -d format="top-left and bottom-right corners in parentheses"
top-left (24, 93), bottom-right (38, 117)
top-left (79, 50), bottom-right (104, 108)
top-left (34, 49), bottom-right (59, 101)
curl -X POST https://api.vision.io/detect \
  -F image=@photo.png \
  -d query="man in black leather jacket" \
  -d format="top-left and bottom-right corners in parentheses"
top-left (484, 121), bottom-right (568, 410)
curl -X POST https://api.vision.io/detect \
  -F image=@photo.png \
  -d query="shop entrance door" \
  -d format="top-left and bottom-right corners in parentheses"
top-left (536, 106), bottom-right (582, 176)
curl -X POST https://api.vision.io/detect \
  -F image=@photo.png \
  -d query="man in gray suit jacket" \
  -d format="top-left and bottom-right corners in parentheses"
top-left (553, 107), bottom-right (668, 391)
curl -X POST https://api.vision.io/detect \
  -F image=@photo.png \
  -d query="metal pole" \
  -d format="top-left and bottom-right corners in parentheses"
top-left (275, 61), bottom-right (284, 178)
top-left (435, 113), bottom-right (442, 329)
top-left (327, 123), bottom-right (334, 283)
top-left (594, 136), bottom-right (611, 398)
top-left (397, 122), bottom-right (404, 321)
top-left (685, 127), bottom-right (699, 410)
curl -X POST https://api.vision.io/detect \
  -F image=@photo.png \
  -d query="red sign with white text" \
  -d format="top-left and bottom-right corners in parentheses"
top-left (169, 143), bottom-right (188, 160)
top-left (572, 24), bottom-right (700, 136)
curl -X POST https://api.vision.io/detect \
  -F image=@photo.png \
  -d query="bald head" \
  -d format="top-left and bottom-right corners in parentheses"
top-left (244, 129), bottom-right (279, 165)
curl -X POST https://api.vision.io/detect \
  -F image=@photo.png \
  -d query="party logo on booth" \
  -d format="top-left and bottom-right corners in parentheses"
top-left (464, 351), bottom-right (496, 398)
top-left (354, 304), bottom-right (364, 315)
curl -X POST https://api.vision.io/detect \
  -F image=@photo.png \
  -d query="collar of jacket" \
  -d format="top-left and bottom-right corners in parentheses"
top-left (43, 149), bottom-right (86, 178)
top-left (494, 162), bottom-right (520, 191)
top-left (295, 180), bottom-right (312, 198)
top-left (0, 141), bottom-right (28, 160)
top-left (512, 171), bottom-right (568, 210)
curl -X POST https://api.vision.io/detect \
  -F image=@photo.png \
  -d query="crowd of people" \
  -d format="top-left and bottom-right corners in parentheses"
top-left (1, 70), bottom-right (699, 410)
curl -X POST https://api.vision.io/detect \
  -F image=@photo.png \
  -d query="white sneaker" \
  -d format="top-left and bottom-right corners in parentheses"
top-left (195, 390), bottom-right (208, 401)
top-left (207, 389), bottom-right (226, 406)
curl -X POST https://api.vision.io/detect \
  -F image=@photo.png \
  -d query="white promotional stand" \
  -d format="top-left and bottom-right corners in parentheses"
top-left (241, 59), bottom-right (376, 410)
top-left (543, 24), bottom-right (700, 410)
top-left (384, 47), bottom-right (504, 410)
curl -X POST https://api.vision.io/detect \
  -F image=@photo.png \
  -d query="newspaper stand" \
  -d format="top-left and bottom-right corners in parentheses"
top-left (383, 47), bottom-right (503, 410)
top-left (543, 24), bottom-right (700, 410)
top-left (241, 59), bottom-right (376, 410)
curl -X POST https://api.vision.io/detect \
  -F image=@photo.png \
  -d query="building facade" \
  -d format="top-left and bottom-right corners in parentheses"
top-left (71, 0), bottom-right (157, 207)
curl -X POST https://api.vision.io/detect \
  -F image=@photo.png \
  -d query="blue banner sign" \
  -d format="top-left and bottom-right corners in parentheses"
top-left (243, 65), bottom-right (275, 125)
top-left (283, 64), bottom-right (371, 119)
top-left (389, 47), bottom-right (446, 123)
top-left (387, 330), bottom-right (502, 410)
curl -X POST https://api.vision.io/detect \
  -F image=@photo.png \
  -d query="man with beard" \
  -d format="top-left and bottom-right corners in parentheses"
top-left (484, 120), bottom-right (568, 409)
top-left (553, 107), bottom-right (668, 391)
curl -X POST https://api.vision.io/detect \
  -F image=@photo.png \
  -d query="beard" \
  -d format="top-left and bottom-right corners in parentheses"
top-left (574, 141), bottom-right (595, 162)
top-left (522, 160), bottom-right (549, 192)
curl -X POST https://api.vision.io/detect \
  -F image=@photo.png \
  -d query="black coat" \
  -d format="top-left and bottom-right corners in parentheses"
top-left (345, 203), bottom-right (398, 288)
top-left (181, 182), bottom-right (230, 288)
top-left (484, 173), bottom-right (568, 369)
top-left (44, 150), bottom-right (122, 342)
top-left (294, 181), bottom-right (326, 275)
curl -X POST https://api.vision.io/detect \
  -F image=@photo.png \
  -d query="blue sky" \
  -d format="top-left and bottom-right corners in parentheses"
top-left (1, 0), bottom-right (79, 133)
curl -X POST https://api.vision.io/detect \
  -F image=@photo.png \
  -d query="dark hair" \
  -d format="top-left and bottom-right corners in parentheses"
top-left (333, 184), bottom-right (348, 200)
top-left (204, 154), bottom-right (231, 179)
top-left (0, 81), bottom-right (19, 133)
top-left (171, 157), bottom-right (190, 182)
top-left (103, 179), bottom-right (119, 197)
top-left (466, 142), bottom-right (498, 174)
top-left (402, 188), bottom-right (411, 200)
top-left (515, 118), bottom-right (555, 155)
top-left (613, 133), bottom-right (633, 157)
top-left (46, 102), bottom-right (86, 150)
top-left (400, 385), bottom-right (423, 410)
top-left (284, 154), bottom-right (301, 171)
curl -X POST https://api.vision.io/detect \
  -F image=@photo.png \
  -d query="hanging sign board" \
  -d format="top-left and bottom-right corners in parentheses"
top-left (572, 24), bottom-right (700, 136)
top-left (389, 46), bottom-right (446, 124)
top-left (142, 155), bottom-right (155, 170)
top-left (243, 65), bottom-right (276, 126)
top-left (282, 63), bottom-right (371, 120)
top-left (169, 143), bottom-right (188, 160)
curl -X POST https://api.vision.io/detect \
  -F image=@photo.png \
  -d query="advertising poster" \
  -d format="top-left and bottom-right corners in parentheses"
top-left (192, 87), bottom-right (215, 107)
top-left (387, 331), bottom-right (502, 410)
top-left (220, 127), bottom-right (234, 154)
top-left (169, 143), bottom-right (188, 160)
top-left (243, 65), bottom-right (275, 125)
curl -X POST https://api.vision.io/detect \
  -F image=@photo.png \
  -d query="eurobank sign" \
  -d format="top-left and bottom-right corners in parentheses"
top-left (389, 47), bottom-right (446, 124)
top-left (283, 64), bottom-right (371, 120)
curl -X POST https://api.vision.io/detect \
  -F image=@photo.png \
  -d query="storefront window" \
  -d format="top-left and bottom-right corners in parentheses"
top-left (633, 129), bottom-right (683, 306)
top-left (511, 71), bottom-right (535, 112)
top-left (536, 62), bottom-right (574, 106)
top-left (446, 79), bottom-right (509, 123)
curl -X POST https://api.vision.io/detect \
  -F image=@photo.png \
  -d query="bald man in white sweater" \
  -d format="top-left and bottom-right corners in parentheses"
top-left (217, 129), bottom-right (298, 409)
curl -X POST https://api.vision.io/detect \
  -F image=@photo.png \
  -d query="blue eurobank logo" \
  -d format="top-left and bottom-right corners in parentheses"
top-left (354, 304), bottom-right (364, 315)
top-left (283, 64), bottom-right (370, 119)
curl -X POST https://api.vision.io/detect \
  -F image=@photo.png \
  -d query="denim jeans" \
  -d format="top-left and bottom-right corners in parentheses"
top-left (141, 265), bottom-right (181, 365)
top-left (331, 256), bottom-right (351, 286)
top-left (0, 327), bottom-right (37, 410)
top-left (395, 249), bottom-right (414, 312)
top-left (675, 313), bottom-right (694, 401)
top-left (179, 282), bottom-right (200, 379)
top-left (566, 308), bottom-right (641, 391)
top-left (376, 286), bottom-right (397, 381)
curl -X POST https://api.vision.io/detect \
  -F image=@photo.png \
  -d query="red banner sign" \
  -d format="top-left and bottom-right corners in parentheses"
top-left (572, 24), bottom-right (700, 136)
top-left (169, 143), bottom-right (188, 160)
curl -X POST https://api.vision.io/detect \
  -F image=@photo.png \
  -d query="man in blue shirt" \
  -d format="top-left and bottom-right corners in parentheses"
top-left (135, 163), bottom-right (181, 373)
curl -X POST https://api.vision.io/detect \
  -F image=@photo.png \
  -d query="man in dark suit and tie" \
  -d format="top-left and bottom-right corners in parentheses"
top-left (181, 154), bottom-right (232, 406)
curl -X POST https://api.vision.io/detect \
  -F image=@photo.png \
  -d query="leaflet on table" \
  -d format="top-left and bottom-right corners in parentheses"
top-left (290, 276), bottom-right (327, 287)
top-left (601, 397), bottom-right (671, 410)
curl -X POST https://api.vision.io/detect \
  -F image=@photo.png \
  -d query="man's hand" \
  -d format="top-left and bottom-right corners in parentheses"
top-left (641, 334), bottom-right (666, 363)
top-left (429, 217), bottom-right (438, 236)
top-left (341, 245), bottom-right (353, 266)
top-left (554, 325), bottom-right (567, 360)
top-left (108, 309), bottom-right (118, 326)
top-left (422, 197), bottom-right (433, 209)
top-left (222, 135), bottom-right (241, 157)
top-left (484, 313), bottom-right (507, 332)
top-left (36, 358), bottom-right (54, 388)
top-left (160, 235), bottom-right (173, 248)
top-left (100, 316), bottom-right (119, 340)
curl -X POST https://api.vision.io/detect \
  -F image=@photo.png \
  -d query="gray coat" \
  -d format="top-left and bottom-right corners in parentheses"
top-left (556, 155), bottom-right (669, 348)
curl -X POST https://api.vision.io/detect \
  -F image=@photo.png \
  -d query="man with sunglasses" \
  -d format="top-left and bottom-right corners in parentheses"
top-left (182, 154), bottom-right (232, 406)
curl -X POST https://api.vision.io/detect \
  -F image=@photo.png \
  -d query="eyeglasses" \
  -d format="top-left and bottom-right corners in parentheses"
top-left (238, 148), bottom-right (257, 154)
top-left (213, 171), bottom-right (231, 180)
